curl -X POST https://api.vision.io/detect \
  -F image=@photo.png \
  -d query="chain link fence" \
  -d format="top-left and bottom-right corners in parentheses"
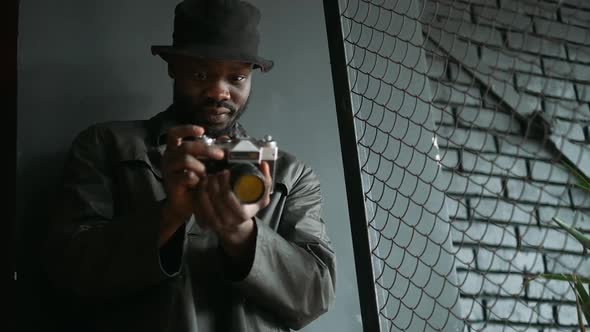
top-left (324, 0), bottom-right (590, 331)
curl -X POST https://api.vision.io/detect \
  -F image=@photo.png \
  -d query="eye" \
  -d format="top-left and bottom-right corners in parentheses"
top-left (192, 72), bottom-right (207, 81)
top-left (231, 74), bottom-right (248, 83)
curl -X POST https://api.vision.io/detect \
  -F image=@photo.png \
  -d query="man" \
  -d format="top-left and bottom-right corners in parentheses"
top-left (44, 0), bottom-right (336, 331)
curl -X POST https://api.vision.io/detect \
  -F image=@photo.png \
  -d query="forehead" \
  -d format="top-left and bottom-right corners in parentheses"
top-left (169, 56), bottom-right (253, 71)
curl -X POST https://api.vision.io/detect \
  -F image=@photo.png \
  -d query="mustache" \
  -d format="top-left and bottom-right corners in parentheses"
top-left (200, 99), bottom-right (237, 113)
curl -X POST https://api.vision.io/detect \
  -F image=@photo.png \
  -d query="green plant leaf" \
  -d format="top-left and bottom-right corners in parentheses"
top-left (574, 276), bottom-right (590, 304)
top-left (552, 217), bottom-right (590, 250)
top-left (566, 278), bottom-right (589, 332)
top-left (583, 301), bottom-right (590, 327)
top-left (561, 161), bottom-right (590, 192)
top-left (573, 276), bottom-right (590, 328)
top-left (528, 273), bottom-right (590, 284)
top-left (575, 294), bottom-right (588, 332)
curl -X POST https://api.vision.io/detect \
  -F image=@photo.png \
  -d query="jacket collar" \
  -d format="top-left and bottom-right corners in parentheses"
top-left (148, 105), bottom-right (183, 148)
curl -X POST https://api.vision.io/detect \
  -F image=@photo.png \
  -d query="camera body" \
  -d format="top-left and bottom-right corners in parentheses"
top-left (192, 134), bottom-right (279, 203)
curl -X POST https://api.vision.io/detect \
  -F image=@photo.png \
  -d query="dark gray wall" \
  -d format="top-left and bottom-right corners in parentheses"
top-left (421, 0), bottom-right (590, 330)
top-left (16, 0), bottom-right (361, 331)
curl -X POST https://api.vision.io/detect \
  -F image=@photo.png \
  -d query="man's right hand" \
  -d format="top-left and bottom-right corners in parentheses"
top-left (159, 125), bottom-right (224, 246)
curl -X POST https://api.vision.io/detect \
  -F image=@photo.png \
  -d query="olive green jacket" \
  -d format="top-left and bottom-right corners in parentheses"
top-left (45, 108), bottom-right (336, 332)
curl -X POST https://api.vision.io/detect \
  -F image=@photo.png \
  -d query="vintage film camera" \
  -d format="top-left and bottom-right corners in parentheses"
top-left (190, 134), bottom-right (278, 204)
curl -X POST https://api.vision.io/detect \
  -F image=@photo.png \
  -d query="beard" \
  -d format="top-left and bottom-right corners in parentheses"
top-left (172, 83), bottom-right (249, 138)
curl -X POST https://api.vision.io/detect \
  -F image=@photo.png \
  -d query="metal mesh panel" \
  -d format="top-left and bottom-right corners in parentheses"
top-left (324, 0), bottom-right (590, 331)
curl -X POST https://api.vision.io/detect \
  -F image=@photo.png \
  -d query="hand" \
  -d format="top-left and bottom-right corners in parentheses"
top-left (160, 125), bottom-right (224, 231)
top-left (194, 162), bottom-right (272, 256)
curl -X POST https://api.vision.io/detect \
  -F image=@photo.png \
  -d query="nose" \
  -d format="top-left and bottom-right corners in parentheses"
top-left (205, 79), bottom-right (230, 101)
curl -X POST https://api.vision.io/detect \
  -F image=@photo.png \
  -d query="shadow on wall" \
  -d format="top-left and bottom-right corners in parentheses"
top-left (16, 59), bottom-right (164, 332)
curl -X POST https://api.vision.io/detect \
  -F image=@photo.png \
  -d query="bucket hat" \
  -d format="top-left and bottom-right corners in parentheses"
top-left (151, 0), bottom-right (274, 72)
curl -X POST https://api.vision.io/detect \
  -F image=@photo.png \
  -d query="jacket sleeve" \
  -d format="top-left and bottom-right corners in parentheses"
top-left (232, 163), bottom-right (337, 330)
top-left (44, 125), bottom-right (183, 299)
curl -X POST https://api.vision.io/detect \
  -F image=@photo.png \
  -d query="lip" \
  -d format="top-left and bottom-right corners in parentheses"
top-left (205, 112), bottom-right (229, 124)
top-left (204, 106), bottom-right (231, 115)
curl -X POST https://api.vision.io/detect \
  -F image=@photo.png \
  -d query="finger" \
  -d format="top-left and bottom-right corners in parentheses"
top-left (167, 136), bottom-right (224, 161)
top-left (255, 162), bottom-right (272, 207)
top-left (184, 141), bottom-right (225, 160)
top-left (195, 178), bottom-right (224, 232)
top-left (207, 172), bottom-right (247, 230)
top-left (259, 161), bottom-right (271, 182)
top-left (194, 178), bottom-right (211, 216)
top-left (162, 152), bottom-right (206, 178)
top-left (259, 161), bottom-right (272, 194)
top-left (208, 173), bottom-right (231, 225)
top-left (193, 179), bottom-right (210, 229)
top-left (164, 125), bottom-right (223, 161)
top-left (166, 169), bottom-right (201, 189)
top-left (166, 125), bottom-right (205, 148)
top-left (216, 170), bottom-right (249, 222)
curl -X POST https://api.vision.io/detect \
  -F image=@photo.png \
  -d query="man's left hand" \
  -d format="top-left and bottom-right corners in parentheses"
top-left (194, 162), bottom-right (272, 258)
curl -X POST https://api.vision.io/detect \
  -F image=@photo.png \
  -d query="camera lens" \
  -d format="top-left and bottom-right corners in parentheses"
top-left (229, 163), bottom-right (265, 204)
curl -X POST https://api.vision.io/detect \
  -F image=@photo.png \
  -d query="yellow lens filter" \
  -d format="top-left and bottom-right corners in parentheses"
top-left (233, 174), bottom-right (265, 204)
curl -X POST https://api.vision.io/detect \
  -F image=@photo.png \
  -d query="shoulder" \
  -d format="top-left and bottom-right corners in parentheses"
top-left (70, 119), bottom-right (152, 160)
top-left (77, 119), bottom-right (149, 141)
top-left (275, 150), bottom-right (321, 195)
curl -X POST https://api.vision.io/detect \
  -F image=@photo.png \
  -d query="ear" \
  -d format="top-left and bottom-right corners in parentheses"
top-left (167, 63), bottom-right (175, 79)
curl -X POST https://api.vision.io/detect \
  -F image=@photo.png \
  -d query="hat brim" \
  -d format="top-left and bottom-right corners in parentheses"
top-left (151, 45), bottom-right (274, 72)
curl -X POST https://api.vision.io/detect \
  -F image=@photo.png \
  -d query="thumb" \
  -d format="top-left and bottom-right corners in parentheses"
top-left (260, 161), bottom-right (271, 181)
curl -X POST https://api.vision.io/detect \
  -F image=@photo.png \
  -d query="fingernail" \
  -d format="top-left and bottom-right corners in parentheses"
top-left (212, 148), bottom-right (224, 158)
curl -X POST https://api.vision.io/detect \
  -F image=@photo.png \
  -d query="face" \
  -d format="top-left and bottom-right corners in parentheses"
top-left (169, 56), bottom-right (253, 137)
